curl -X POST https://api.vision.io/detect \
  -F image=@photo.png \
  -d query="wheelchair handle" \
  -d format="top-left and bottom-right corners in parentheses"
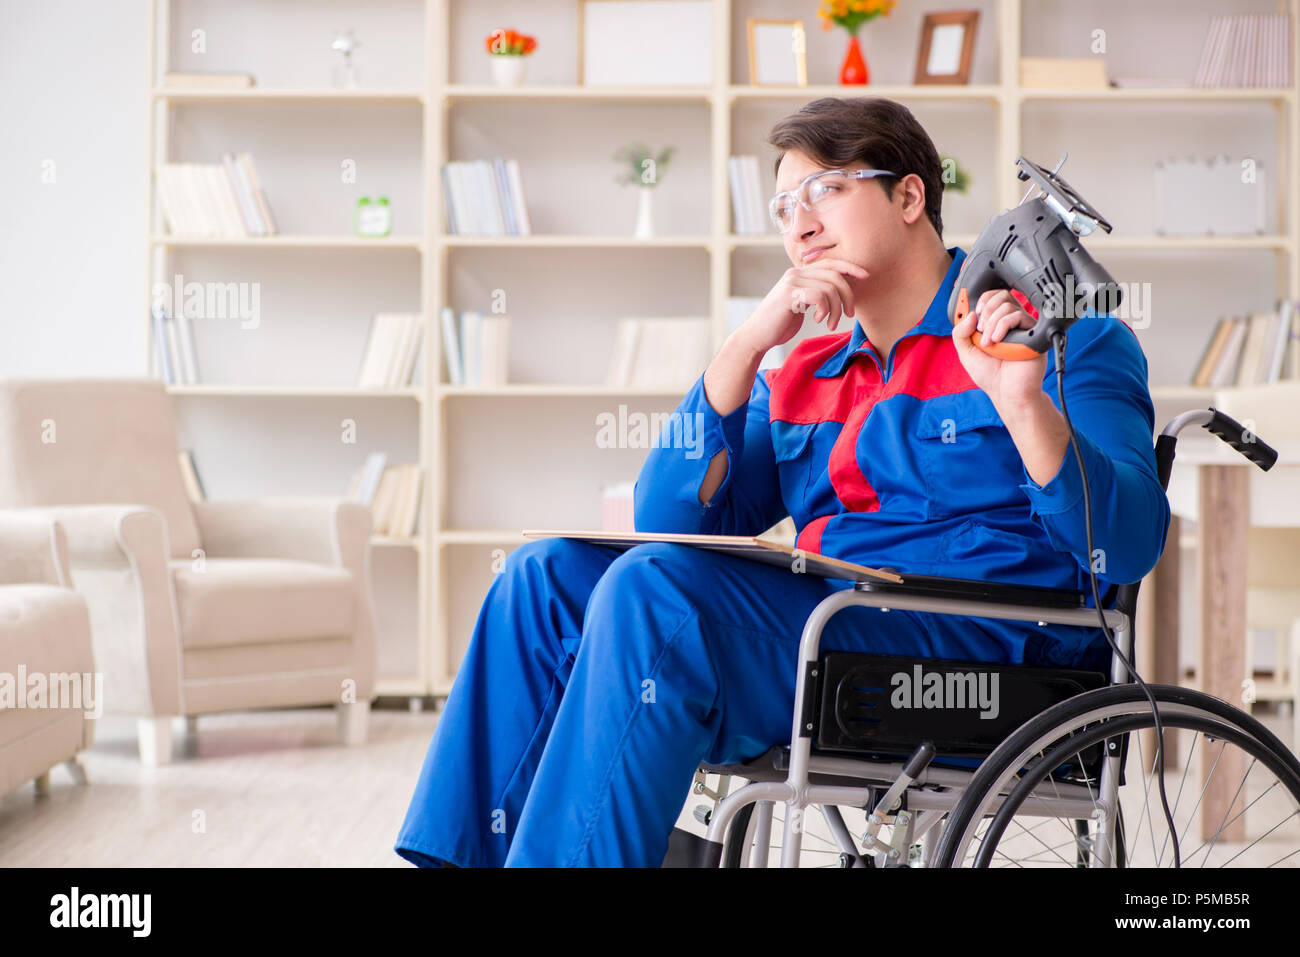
top-left (1155, 407), bottom-right (1278, 492)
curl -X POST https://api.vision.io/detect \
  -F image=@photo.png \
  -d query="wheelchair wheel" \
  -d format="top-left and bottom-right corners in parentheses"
top-left (934, 684), bottom-right (1300, 867)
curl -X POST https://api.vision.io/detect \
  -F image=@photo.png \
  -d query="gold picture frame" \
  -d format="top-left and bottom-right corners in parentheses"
top-left (747, 18), bottom-right (808, 87)
top-left (914, 10), bottom-right (979, 85)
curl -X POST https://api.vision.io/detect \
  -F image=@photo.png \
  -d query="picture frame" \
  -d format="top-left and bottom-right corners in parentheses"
top-left (914, 10), bottom-right (979, 85)
top-left (747, 18), bottom-right (808, 87)
top-left (578, 0), bottom-right (712, 87)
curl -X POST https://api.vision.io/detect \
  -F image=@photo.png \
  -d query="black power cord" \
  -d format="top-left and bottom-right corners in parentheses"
top-left (1051, 330), bottom-right (1180, 868)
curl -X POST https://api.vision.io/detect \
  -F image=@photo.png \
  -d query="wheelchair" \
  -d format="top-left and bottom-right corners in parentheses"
top-left (682, 407), bottom-right (1300, 868)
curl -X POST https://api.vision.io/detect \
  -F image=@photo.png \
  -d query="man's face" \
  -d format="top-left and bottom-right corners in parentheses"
top-left (774, 149), bottom-right (905, 274)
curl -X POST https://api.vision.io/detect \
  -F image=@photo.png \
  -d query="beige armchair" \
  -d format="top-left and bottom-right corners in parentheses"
top-left (0, 511), bottom-right (95, 795)
top-left (0, 378), bottom-right (377, 765)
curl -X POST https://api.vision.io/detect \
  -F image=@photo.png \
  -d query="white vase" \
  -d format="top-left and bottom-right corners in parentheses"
top-left (490, 55), bottom-right (526, 87)
top-left (634, 186), bottom-right (655, 239)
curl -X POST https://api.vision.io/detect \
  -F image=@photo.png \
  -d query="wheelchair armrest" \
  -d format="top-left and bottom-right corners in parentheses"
top-left (856, 571), bottom-right (1086, 610)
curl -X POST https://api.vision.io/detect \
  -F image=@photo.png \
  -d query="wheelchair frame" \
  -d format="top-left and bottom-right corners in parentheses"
top-left (693, 407), bottom-right (1285, 869)
top-left (698, 587), bottom-right (1132, 868)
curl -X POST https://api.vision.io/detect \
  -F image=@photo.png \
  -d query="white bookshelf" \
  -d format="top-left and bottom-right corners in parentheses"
top-left (147, 0), bottom-right (1300, 701)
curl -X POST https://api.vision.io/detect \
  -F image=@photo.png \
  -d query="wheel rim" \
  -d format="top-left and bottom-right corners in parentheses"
top-left (948, 709), bottom-right (1300, 867)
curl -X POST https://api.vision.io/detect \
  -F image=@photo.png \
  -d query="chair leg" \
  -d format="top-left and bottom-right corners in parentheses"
top-left (137, 716), bottom-right (175, 766)
top-left (34, 771), bottom-right (51, 794)
top-left (337, 700), bottom-right (370, 747)
top-left (64, 755), bottom-right (89, 785)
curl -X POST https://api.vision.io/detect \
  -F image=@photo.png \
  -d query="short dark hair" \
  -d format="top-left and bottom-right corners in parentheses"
top-left (767, 97), bottom-right (944, 240)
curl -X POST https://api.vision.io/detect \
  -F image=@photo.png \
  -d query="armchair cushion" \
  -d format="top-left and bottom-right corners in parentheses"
top-left (171, 558), bottom-right (356, 649)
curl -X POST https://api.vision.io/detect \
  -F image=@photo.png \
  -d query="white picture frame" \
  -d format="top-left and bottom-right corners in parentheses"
top-left (748, 18), bottom-right (808, 87)
top-left (579, 0), bottom-right (712, 87)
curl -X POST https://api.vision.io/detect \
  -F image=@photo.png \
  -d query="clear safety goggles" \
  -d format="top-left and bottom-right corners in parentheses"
top-left (769, 168), bottom-right (899, 234)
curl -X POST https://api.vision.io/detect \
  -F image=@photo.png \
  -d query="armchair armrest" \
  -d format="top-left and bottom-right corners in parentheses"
top-left (0, 509), bottom-right (73, 587)
top-left (192, 497), bottom-right (371, 566)
top-left (20, 504), bottom-right (181, 717)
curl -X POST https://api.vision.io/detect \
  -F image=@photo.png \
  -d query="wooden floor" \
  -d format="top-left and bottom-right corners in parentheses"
top-left (1, 702), bottom-right (1295, 867)
top-left (0, 705), bottom-right (440, 867)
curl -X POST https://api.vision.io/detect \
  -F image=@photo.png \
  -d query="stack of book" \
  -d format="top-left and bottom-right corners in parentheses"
top-left (357, 314), bottom-right (424, 388)
top-left (1194, 13), bottom-right (1293, 87)
top-left (347, 453), bottom-right (422, 538)
top-left (728, 155), bottom-right (770, 235)
top-left (157, 154), bottom-right (278, 237)
top-left (441, 158), bottom-right (531, 236)
top-left (153, 310), bottom-right (200, 385)
top-left (1190, 301), bottom-right (1299, 388)
top-left (439, 309), bottom-right (509, 387)
top-left (605, 318), bottom-right (711, 389)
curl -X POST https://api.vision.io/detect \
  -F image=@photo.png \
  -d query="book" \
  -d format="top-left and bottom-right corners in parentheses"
top-left (222, 152), bottom-right (264, 236)
top-left (520, 530), bottom-right (902, 583)
top-left (1209, 317), bottom-right (1248, 387)
top-left (1235, 312), bottom-right (1273, 386)
top-left (1191, 317), bottom-right (1233, 387)
top-left (152, 309), bottom-right (173, 383)
top-left (478, 316), bottom-right (510, 387)
top-left (357, 314), bottom-right (422, 388)
top-left (175, 313), bottom-right (199, 384)
top-left (505, 159), bottom-right (531, 235)
top-left (1264, 301), bottom-right (1291, 384)
top-left (460, 310), bottom-right (483, 387)
top-left (605, 318), bottom-right (712, 389)
top-left (349, 452), bottom-right (388, 505)
top-left (177, 450), bottom-right (206, 502)
top-left (728, 156), bottom-right (750, 234)
top-left (236, 153), bottom-right (278, 235)
top-left (439, 307), bottom-right (463, 385)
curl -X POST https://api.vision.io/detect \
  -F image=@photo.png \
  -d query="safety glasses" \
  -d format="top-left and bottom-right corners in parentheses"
top-left (769, 168), bottom-right (900, 234)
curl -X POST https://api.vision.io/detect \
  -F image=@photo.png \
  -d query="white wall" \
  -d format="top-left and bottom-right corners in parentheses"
top-left (0, 0), bottom-right (149, 376)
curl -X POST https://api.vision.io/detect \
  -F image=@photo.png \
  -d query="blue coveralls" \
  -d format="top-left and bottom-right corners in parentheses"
top-left (394, 245), bottom-right (1171, 868)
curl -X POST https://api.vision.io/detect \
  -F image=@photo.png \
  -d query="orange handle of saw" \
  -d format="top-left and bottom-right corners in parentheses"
top-left (953, 287), bottom-right (1041, 362)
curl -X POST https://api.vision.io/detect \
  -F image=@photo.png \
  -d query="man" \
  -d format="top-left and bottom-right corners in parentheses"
top-left (394, 97), bottom-right (1169, 868)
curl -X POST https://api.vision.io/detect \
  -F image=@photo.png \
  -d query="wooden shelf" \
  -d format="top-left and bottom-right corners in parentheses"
top-left (371, 535), bottom-right (422, 549)
top-left (167, 385), bottom-right (421, 399)
top-left (154, 87), bottom-right (424, 104)
top-left (438, 530), bottom-right (529, 545)
top-left (444, 84), bottom-right (710, 103)
top-left (440, 234), bottom-right (709, 248)
top-left (729, 84), bottom-right (1002, 102)
top-left (152, 235), bottom-right (423, 250)
top-left (1019, 86), bottom-right (1296, 103)
top-left (438, 384), bottom-right (688, 398)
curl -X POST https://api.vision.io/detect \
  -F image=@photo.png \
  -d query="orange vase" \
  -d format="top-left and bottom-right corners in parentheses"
top-left (840, 34), bottom-right (870, 85)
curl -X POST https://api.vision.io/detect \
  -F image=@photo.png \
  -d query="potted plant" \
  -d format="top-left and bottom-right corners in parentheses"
top-left (485, 28), bottom-right (537, 87)
top-left (818, 0), bottom-right (897, 85)
top-left (613, 143), bottom-right (675, 239)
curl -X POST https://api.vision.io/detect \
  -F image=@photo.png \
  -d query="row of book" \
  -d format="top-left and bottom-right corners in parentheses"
top-left (439, 309), bottom-right (510, 386)
top-left (729, 155), bottom-right (771, 236)
top-left (347, 453), bottom-right (422, 538)
top-left (153, 311), bottom-right (201, 385)
top-left (1194, 13), bottom-right (1293, 87)
top-left (441, 159), bottom-right (532, 236)
top-left (1191, 301), bottom-right (1299, 388)
top-left (606, 318), bottom-right (711, 389)
top-left (157, 154), bottom-right (279, 238)
top-left (357, 314), bottom-right (424, 389)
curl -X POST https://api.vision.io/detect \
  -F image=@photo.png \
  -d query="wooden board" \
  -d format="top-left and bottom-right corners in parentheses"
top-left (520, 530), bottom-right (904, 583)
